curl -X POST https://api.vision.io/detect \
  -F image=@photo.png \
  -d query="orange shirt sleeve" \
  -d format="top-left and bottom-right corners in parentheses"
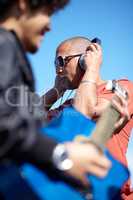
top-left (97, 79), bottom-right (133, 164)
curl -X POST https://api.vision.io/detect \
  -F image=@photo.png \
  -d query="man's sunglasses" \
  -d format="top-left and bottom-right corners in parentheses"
top-left (55, 37), bottom-right (101, 70)
top-left (55, 54), bottom-right (82, 70)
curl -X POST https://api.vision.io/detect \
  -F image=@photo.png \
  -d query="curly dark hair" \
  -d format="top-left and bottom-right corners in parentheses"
top-left (28, 0), bottom-right (70, 12)
top-left (0, 0), bottom-right (70, 19)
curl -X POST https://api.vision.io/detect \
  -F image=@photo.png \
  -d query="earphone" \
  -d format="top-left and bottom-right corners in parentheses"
top-left (78, 37), bottom-right (101, 71)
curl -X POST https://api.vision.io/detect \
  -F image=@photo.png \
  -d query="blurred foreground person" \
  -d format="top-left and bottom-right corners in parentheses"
top-left (0, 0), bottom-right (114, 194)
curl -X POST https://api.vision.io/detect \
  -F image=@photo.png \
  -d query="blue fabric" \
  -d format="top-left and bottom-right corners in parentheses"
top-left (89, 150), bottom-right (129, 200)
top-left (23, 106), bottom-right (95, 200)
top-left (0, 165), bottom-right (40, 200)
top-left (42, 106), bottom-right (95, 142)
top-left (0, 106), bottom-right (129, 200)
top-left (22, 106), bottom-right (129, 200)
top-left (22, 165), bottom-right (85, 200)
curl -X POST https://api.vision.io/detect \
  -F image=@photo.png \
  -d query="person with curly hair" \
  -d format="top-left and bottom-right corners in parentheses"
top-left (0, 0), bottom-right (113, 193)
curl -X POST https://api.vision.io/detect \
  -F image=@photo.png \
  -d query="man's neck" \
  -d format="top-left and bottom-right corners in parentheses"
top-left (0, 18), bottom-right (23, 45)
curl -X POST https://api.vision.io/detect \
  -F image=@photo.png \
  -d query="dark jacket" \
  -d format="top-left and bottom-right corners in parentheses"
top-left (0, 27), bottom-right (58, 171)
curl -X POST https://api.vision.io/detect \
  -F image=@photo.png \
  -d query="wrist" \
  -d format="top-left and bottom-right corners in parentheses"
top-left (81, 80), bottom-right (97, 86)
top-left (86, 67), bottom-right (100, 75)
top-left (83, 70), bottom-right (99, 82)
top-left (52, 143), bottom-right (73, 171)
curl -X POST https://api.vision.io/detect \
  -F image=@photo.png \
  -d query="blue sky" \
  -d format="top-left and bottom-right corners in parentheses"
top-left (30, 0), bottom-right (133, 185)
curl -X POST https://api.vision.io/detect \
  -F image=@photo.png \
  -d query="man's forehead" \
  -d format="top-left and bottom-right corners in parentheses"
top-left (56, 43), bottom-right (72, 56)
top-left (56, 40), bottom-right (91, 57)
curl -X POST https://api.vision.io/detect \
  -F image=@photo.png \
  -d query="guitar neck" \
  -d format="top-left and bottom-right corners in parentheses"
top-left (90, 103), bottom-right (120, 148)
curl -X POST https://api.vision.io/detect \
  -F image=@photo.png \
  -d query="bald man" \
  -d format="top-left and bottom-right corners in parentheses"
top-left (47, 37), bottom-right (133, 199)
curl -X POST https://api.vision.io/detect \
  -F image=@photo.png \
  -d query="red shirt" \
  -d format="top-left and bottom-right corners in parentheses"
top-left (97, 79), bottom-right (133, 165)
top-left (97, 79), bottom-right (133, 198)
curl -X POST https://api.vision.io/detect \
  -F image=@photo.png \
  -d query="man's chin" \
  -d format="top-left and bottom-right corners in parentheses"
top-left (29, 45), bottom-right (38, 54)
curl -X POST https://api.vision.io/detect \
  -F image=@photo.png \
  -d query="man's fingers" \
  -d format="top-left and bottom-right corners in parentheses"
top-left (115, 92), bottom-right (128, 106)
top-left (86, 43), bottom-right (102, 53)
top-left (111, 98), bottom-right (130, 120)
top-left (111, 99), bottom-right (124, 114)
top-left (92, 153), bottom-right (111, 169)
top-left (84, 143), bottom-right (111, 170)
top-left (115, 116), bottom-right (128, 130)
top-left (87, 163), bottom-right (109, 178)
top-left (86, 148), bottom-right (111, 177)
top-left (92, 43), bottom-right (102, 53)
top-left (67, 167), bottom-right (89, 187)
top-left (66, 142), bottom-right (111, 185)
top-left (86, 44), bottom-right (97, 53)
top-left (115, 117), bottom-right (124, 129)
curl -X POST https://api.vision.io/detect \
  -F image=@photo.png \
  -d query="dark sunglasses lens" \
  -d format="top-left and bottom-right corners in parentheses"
top-left (55, 56), bottom-right (64, 68)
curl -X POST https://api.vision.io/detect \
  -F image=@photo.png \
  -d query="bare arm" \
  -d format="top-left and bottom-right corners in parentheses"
top-left (74, 44), bottom-right (129, 128)
top-left (74, 43), bottom-right (102, 118)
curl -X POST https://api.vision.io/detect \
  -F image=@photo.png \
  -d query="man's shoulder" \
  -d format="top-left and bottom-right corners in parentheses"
top-left (117, 78), bottom-right (133, 115)
top-left (0, 28), bottom-right (16, 50)
top-left (117, 78), bottom-right (133, 94)
top-left (117, 78), bottom-right (133, 86)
